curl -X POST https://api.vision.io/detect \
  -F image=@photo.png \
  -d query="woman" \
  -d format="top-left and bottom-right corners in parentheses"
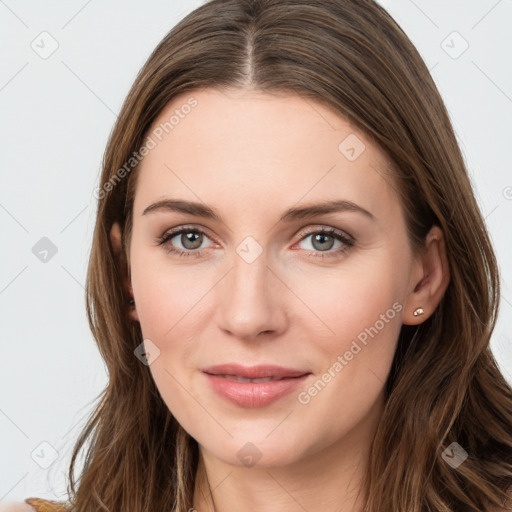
top-left (6, 0), bottom-right (512, 510)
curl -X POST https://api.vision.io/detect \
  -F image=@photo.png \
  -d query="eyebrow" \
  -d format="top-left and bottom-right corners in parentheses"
top-left (142, 198), bottom-right (375, 222)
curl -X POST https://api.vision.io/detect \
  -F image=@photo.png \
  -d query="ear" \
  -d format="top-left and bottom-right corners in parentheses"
top-left (402, 225), bottom-right (450, 325)
top-left (109, 221), bottom-right (139, 322)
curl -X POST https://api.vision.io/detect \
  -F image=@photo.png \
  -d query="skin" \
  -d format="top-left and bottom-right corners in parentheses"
top-left (110, 87), bottom-right (450, 512)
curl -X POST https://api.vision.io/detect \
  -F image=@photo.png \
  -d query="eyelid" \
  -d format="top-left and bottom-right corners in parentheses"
top-left (163, 223), bottom-right (215, 237)
top-left (160, 224), bottom-right (219, 247)
top-left (294, 225), bottom-right (354, 243)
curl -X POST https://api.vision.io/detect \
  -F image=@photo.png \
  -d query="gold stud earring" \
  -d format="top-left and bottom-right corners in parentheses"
top-left (413, 307), bottom-right (424, 317)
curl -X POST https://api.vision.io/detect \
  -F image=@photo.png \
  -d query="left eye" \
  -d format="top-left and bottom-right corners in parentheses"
top-left (294, 228), bottom-right (354, 258)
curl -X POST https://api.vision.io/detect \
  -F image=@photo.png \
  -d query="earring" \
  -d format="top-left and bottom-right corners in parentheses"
top-left (129, 298), bottom-right (135, 306)
top-left (413, 307), bottom-right (424, 317)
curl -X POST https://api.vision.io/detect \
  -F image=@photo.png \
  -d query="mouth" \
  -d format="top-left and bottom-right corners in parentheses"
top-left (202, 363), bottom-right (310, 380)
top-left (201, 363), bottom-right (312, 408)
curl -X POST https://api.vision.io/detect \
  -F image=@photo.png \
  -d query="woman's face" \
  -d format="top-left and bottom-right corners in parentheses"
top-left (128, 87), bottom-right (420, 469)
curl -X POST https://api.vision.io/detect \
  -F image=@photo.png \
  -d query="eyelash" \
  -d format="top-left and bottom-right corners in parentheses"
top-left (156, 226), bottom-right (355, 259)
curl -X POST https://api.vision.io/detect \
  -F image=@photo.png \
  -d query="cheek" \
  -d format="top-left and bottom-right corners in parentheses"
top-left (284, 253), bottom-right (405, 340)
top-left (284, 255), bottom-right (405, 406)
top-left (130, 253), bottom-right (210, 419)
top-left (130, 242), bottom-right (211, 342)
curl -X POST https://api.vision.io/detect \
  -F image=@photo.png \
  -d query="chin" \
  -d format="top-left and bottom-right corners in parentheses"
top-left (199, 431), bottom-right (310, 469)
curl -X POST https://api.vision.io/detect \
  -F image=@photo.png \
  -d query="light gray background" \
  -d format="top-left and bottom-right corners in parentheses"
top-left (1, 0), bottom-right (511, 504)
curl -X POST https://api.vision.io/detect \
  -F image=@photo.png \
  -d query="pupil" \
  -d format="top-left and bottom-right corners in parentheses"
top-left (183, 231), bottom-right (202, 249)
top-left (313, 234), bottom-right (334, 251)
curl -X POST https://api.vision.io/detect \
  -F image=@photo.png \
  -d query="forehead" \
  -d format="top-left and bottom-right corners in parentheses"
top-left (134, 87), bottom-right (398, 222)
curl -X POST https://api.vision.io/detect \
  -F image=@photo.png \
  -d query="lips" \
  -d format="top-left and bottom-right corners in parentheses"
top-left (202, 363), bottom-right (311, 408)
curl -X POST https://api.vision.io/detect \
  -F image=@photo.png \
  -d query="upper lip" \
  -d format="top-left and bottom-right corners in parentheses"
top-left (202, 363), bottom-right (310, 379)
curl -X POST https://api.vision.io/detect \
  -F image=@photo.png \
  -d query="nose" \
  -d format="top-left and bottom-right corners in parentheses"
top-left (215, 248), bottom-right (287, 341)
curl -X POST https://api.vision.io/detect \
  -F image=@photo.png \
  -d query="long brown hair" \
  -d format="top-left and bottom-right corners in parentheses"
top-left (66, 0), bottom-right (512, 510)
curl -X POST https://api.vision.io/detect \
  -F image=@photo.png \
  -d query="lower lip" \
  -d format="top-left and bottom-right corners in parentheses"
top-left (204, 373), bottom-right (310, 408)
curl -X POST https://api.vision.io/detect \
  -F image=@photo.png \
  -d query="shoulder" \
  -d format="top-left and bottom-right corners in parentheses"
top-left (0, 502), bottom-right (35, 512)
top-left (0, 498), bottom-right (67, 512)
